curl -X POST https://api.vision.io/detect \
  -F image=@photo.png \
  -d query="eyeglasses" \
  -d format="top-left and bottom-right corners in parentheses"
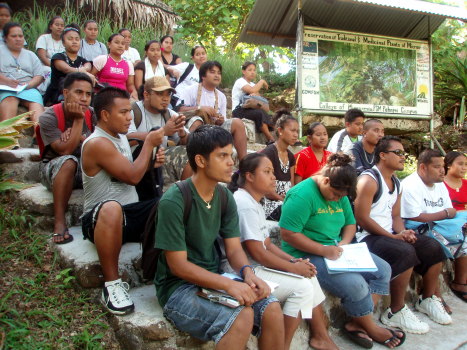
top-left (384, 150), bottom-right (407, 157)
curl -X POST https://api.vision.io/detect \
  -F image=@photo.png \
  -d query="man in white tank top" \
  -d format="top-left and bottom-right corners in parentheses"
top-left (354, 136), bottom-right (451, 335)
top-left (81, 87), bottom-right (164, 315)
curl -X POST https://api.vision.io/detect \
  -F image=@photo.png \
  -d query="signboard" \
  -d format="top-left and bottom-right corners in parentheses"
top-left (301, 27), bottom-right (431, 116)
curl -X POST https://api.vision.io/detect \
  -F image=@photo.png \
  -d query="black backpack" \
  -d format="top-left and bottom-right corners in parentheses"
top-left (361, 168), bottom-right (400, 203)
top-left (169, 63), bottom-right (194, 111)
top-left (141, 180), bottom-right (228, 281)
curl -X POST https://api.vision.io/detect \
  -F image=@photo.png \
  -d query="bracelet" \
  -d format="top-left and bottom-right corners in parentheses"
top-left (398, 229), bottom-right (406, 235)
top-left (444, 208), bottom-right (450, 218)
top-left (239, 265), bottom-right (254, 279)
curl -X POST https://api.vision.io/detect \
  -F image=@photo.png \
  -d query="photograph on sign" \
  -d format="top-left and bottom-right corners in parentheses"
top-left (302, 27), bottom-right (431, 116)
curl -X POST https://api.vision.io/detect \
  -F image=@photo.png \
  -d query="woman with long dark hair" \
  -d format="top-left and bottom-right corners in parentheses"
top-left (280, 153), bottom-right (405, 349)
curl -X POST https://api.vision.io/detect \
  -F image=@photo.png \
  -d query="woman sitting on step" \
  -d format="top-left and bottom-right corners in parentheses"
top-left (280, 153), bottom-right (405, 349)
top-left (294, 122), bottom-right (332, 184)
top-left (226, 152), bottom-right (337, 350)
top-left (260, 109), bottom-right (298, 221)
top-left (0, 22), bottom-right (44, 122)
top-left (91, 33), bottom-right (138, 100)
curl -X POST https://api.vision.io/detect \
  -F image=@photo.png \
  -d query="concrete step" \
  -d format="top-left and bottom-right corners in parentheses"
top-left (55, 227), bottom-right (142, 289)
top-left (0, 148), bottom-right (41, 183)
top-left (15, 184), bottom-right (83, 229)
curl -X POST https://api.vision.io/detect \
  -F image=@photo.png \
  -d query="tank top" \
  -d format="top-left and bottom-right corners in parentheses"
top-left (356, 166), bottom-right (400, 242)
top-left (97, 55), bottom-right (130, 91)
top-left (81, 126), bottom-right (139, 214)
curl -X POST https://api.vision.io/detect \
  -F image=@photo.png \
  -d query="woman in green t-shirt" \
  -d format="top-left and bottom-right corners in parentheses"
top-left (280, 153), bottom-right (405, 349)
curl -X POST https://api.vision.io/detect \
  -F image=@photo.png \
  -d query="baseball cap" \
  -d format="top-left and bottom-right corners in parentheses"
top-left (144, 76), bottom-right (176, 93)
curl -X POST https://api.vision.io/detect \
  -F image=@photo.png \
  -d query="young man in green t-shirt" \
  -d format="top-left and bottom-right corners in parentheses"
top-left (155, 125), bottom-right (284, 349)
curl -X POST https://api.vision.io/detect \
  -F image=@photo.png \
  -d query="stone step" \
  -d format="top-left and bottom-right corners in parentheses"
top-left (0, 148), bottom-right (41, 183)
top-left (15, 184), bottom-right (83, 229)
top-left (54, 227), bottom-right (143, 289)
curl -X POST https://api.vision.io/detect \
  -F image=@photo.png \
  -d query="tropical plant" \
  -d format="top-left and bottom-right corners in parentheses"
top-left (0, 113), bottom-right (35, 150)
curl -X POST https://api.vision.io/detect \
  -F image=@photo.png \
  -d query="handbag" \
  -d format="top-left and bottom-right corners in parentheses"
top-left (240, 94), bottom-right (269, 109)
top-left (405, 211), bottom-right (467, 259)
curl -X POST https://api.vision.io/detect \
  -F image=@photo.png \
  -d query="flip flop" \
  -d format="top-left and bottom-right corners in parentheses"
top-left (342, 327), bottom-right (373, 349)
top-left (374, 328), bottom-right (406, 348)
top-left (52, 229), bottom-right (73, 245)
top-left (450, 282), bottom-right (467, 303)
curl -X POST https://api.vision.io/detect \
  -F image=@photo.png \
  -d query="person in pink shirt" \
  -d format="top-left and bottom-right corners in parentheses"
top-left (294, 122), bottom-right (332, 184)
top-left (91, 33), bottom-right (137, 100)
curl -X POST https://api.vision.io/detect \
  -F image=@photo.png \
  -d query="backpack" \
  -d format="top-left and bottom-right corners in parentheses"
top-left (130, 101), bottom-right (171, 129)
top-left (141, 180), bottom-right (228, 281)
top-left (36, 103), bottom-right (94, 159)
top-left (361, 168), bottom-right (400, 204)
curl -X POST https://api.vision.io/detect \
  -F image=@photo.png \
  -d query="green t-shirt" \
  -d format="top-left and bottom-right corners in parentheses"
top-left (279, 178), bottom-right (356, 258)
top-left (154, 178), bottom-right (240, 307)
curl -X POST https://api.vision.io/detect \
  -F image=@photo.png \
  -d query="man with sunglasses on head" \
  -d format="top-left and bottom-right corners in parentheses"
top-left (354, 136), bottom-right (450, 335)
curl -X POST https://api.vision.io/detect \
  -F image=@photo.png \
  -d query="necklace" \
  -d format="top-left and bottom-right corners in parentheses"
top-left (363, 149), bottom-right (375, 165)
top-left (202, 192), bottom-right (214, 209)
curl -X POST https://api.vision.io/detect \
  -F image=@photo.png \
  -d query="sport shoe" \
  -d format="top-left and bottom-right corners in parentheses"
top-left (380, 305), bottom-right (429, 334)
top-left (415, 295), bottom-right (452, 325)
top-left (101, 279), bottom-right (135, 315)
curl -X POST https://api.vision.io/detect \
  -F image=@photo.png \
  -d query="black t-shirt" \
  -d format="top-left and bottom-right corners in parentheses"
top-left (161, 53), bottom-right (180, 66)
top-left (261, 143), bottom-right (295, 182)
top-left (44, 53), bottom-right (89, 104)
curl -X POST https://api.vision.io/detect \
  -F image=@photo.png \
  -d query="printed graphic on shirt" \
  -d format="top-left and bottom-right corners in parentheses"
top-left (110, 67), bottom-right (125, 75)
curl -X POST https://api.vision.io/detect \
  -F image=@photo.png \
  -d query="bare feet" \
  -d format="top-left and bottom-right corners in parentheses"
top-left (309, 336), bottom-right (339, 350)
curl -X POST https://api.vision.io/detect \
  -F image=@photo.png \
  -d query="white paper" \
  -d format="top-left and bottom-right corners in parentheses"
top-left (0, 83), bottom-right (27, 93)
top-left (324, 242), bottom-right (377, 272)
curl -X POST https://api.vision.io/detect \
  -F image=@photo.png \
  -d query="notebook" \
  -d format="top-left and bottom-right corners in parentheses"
top-left (324, 242), bottom-right (377, 274)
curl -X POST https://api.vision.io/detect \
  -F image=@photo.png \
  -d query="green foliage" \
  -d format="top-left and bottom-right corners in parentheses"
top-left (13, 2), bottom-right (159, 59)
top-left (166, 0), bottom-right (255, 50)
top-left (395, 155), bottom-right (417, 179)
top-left (0, 201), bottom-right (109, 349)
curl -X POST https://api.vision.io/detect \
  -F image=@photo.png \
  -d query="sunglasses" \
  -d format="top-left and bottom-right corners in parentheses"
top-left (384, 150), bottom-right (407, 157)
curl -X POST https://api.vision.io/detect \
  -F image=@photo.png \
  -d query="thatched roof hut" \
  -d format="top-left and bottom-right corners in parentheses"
top-left (12, 0), bottom-right (179, 33)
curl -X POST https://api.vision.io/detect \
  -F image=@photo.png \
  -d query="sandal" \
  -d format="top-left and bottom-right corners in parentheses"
top-left (374, 328), bottom-right (406, 348)
top-left (342, 326), bottom-right (373, 349)
top-left (52, 228), bottom-right (73, 245)
top-left (450, 282), bottom-right (467, 303)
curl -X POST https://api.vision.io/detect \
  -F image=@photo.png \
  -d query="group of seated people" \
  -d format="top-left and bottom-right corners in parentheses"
top-left (2, 6), bottom-right (466, 349)
top-left (34, 70), bottom-right (465, 350)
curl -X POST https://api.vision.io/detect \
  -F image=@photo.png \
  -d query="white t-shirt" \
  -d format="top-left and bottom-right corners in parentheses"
top-left (356, 166), bottom-right (400, 242)
top-left (128, 100), bottom-right (186, 148)
top-left (401, 172), bottom-right (453, 219)
top-left (172, 62), bottom-right (199, 98)
top-left (234, 188), bottom-right (269, 266)
top-left (180, 83), bottom-right (227, 116)
top-left (35, 34), bottom-right (64, 60)
top-left (327, 128), bottom-right (362, 154)
top-left (232, 77), bottom-right (253, 109)
top-left (121, 47), bottom-right (141, 64)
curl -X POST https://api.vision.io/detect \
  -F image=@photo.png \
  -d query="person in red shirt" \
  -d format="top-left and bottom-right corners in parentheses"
top-left (444, 151), bottom-right (467, 211)
top-left (294, 122), bottom-right (332, 184)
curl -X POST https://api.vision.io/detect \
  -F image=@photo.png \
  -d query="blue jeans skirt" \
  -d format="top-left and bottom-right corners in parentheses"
top-left (163, 283), bottom-right (279, 343)
top-left (304, 253), bottom-right (391, 318)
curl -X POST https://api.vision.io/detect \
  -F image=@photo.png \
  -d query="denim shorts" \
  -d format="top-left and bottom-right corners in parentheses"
top-left (163, 283), bottom-right (279, 343)
top-left (304, 252), bottom-right (391, 318)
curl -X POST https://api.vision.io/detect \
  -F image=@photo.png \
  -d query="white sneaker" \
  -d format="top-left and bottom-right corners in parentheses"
top-left (101, 279), bottom-right (135, 315)
top-left (380, 305), bottom-right (429, 334)
top-left (415, 295), bottom-right (452, 325)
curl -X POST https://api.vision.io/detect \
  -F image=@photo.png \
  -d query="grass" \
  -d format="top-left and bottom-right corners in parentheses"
top-left (0, 196), bottom-right (117, 349)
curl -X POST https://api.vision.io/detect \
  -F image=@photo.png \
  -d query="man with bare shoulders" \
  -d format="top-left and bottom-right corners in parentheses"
top-left (81, 87), bottom-right (164, 315)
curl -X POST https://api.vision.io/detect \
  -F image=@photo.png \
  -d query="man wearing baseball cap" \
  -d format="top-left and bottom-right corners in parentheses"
top-left (127, 76), bottom-right (192, 186)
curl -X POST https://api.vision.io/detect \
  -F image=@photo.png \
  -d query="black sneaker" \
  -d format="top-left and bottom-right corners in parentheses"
top-left (101, 279), bottom-right (135, 315)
